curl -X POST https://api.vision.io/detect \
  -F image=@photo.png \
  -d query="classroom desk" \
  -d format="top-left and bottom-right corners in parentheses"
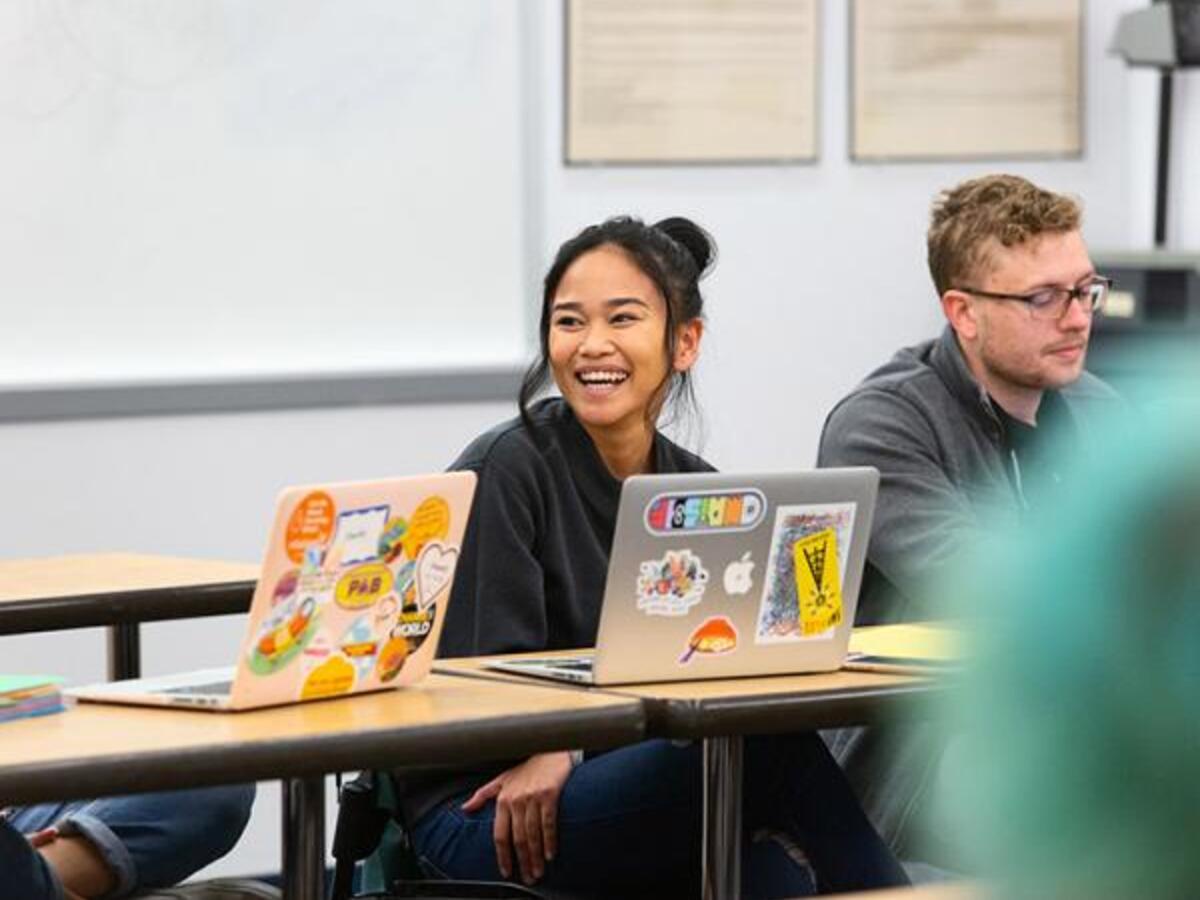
top-left (0, 554), bottom-right (258, 680)
top-left (0, 674), bottom-right (644, 900)
top-left (436, 654), bottom-right (942, 900)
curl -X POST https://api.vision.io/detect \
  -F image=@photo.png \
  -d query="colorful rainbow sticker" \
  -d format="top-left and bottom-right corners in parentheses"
top-left (644, 489), bottom-right (766, 536)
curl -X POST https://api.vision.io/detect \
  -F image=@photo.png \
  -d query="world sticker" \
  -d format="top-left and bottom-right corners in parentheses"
top-left (400, 496), bottom-right (450, 560)
top-left (285, 491), bottom-right (336, 564)
top-left (792, 528), bottom-right (843, 636)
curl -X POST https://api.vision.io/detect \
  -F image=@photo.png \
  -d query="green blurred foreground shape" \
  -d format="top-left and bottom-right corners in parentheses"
top-left (934, 392), bottom-right (1200, 898)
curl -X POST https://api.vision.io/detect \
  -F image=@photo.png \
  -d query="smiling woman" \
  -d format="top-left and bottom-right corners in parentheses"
top-left (394, 216), bottom-right (910, 898)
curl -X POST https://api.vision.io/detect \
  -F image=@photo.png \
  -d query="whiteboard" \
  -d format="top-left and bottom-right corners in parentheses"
top-left (0, 0), bottom-right (529, 387)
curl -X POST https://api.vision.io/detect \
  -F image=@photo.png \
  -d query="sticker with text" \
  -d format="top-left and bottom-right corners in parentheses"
top-left (285, 491), bottom-right (336, 564)
top-left (402, 496), bottom-right (451, 561)
top-left (301, 655), bottom-right (356, 700)
top-left (645, 489), bottom-right (766, 535)
top-left (376, 592), bottom-right (437, 682)
top-left (335, 562), bottom-right (393, 610)
top-left (327, 505), bottom-right (390, 568)
top-left (680, 616), bottom-right (738, 664)
top-left (636, 549), bottom-right (710, 616)
top-left (415, 541), bottom-right (458, 610)
top-left (754, 503), bottom-right (855, 644)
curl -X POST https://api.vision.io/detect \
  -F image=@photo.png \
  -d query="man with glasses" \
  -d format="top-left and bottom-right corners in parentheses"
top-left (817, 174), bottom-right (1122, 870)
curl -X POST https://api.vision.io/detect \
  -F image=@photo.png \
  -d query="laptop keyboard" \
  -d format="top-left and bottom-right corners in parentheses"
top-left (162, 681), bottom-right (233, 696)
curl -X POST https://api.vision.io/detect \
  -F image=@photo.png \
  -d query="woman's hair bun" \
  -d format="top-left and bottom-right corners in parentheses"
top-left (654, 216), bottom-right (716, 276)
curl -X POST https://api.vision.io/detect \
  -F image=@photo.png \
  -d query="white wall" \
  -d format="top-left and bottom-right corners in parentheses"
top-left (2, 0), bottom-right (1195, 881)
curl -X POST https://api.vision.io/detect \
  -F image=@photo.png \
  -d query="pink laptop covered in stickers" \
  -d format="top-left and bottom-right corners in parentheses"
top-left (69, 473), bottom-right (476, 711)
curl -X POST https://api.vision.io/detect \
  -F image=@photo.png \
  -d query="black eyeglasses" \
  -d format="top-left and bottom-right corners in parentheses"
top-left (952, 276), bottom-right (1112, 321)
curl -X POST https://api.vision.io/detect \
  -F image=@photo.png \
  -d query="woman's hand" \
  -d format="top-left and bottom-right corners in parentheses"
top-left (460, 751), bottom-right (574, 885)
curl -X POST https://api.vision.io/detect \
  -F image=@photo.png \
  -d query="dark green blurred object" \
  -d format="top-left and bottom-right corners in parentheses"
top-left (939, 398), bottom-right (1200, 897)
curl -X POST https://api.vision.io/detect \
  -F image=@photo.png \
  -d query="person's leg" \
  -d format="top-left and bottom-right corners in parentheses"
top-left (0, 814), bottom-right (66, 900)
top-left (414, 740), bottom-right (702, 899)
top-left (8, 785), bottom-right (255, 898)
top-left (745, 732), bottom-right (910, 893)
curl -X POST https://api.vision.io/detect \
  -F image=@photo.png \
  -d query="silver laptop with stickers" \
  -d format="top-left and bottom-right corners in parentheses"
top-left (487, 468), bottom-right (878, 685)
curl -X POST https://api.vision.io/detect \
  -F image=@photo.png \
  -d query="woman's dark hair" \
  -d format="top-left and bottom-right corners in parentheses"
top-left (517, 215), bottom-right (716, 435)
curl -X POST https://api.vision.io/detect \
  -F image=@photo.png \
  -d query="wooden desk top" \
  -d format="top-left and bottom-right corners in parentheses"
top-left (435, 652), bottom-right (941, 739)
top-left (0, 554), bottom-right (259, 633)
top-left (0, 674), bottom-right (644, 805)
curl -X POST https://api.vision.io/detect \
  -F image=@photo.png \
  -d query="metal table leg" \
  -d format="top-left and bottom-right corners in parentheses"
top-left (283, 775), bottom-right (326, 900)
top-left (107, 623), bottom-right (141, 681)
top-left (702, 735), bottom-right (743, 900)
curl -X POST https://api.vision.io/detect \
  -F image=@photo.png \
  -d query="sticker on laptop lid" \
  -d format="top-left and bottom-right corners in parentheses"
top-left (754, 503), bottom-right (856, 644)
top-left (335, 562), bottom-right (393, 610)
top-left (337, 616), bottom-right (380, 680)
top-left (679, 616), bottom-right (738, 664)
top-left (644, 489), bottom-right (766, 536)
top-left (247, 595), bottom-right (320, 674)
top-left (416, 542), bottom-right (458, 610)
top-left (378, 516), bottom-right (408, 563)
top-left (285, 491), bottom-right (336, 564)
top-left (376, 601), bottom-right (436, 682)
top-left (301, 655), bottom-right (356, 700)
top-left (401, 496), bottom-right (451, 560)
top-left (327, 505), bottom-right (390, 568)
top-left (793, 529), bottom-right (844, 637)
top-left (636, 549), bottom-right (709, 616)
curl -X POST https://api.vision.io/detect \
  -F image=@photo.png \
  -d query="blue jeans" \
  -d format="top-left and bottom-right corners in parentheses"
top-left (2, 785), bottom-right (255, 900)
top-left (413, 736), bottom-right (908, 899)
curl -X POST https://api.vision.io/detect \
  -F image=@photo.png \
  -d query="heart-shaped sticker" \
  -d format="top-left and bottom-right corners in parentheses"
top-left (416, 541), bottom-right (458, 610)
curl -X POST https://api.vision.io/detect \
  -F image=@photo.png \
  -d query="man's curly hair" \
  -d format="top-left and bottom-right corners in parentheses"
top-left (927, 174), bottom-right (1081, 296)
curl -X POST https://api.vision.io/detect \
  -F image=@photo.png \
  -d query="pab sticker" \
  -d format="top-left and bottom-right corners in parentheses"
top-left (328, 505), bottom-right (390, 568)
top-left (680, 616), bottom-right (738, 664)
top-left (645, 489), bottom-right (765, 535)
top-left (636, 549), bottom-right (709, 616)
top-left (793, 529), bottom-right (843, 636)
top-left (401, 496), bottom-right (451, 560)
top-left (755, 503), bottom-right (855, 644)
top-left (335, 562), bottom-right (394, 610)
top-left (301, 655), bottom-right (356, 700)
top-left (416, 541), bottom-right (457, 610)
top-left (285, 491), bottom-right (336, 564)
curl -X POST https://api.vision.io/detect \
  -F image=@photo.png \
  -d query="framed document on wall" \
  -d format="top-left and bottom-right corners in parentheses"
top-left (851, 0), bottom-right (1083, 161)
top-left (565, 0), bottom-right (819, 164)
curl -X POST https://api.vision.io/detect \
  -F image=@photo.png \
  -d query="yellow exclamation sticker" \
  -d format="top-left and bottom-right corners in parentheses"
top-left (792, 528), bottom-right (843, 636)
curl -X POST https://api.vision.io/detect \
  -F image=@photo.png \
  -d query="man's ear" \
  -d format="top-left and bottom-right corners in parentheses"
top-left (672, 318), bottom-right (703, 373)
top-left (941, 289), bottom-right (979, 343)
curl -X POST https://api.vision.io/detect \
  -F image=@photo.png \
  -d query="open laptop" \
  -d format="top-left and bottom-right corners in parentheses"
top-left (488, 468), bottom-right (877, 685)
top-left (69, 472), bottom-right (476, 710)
